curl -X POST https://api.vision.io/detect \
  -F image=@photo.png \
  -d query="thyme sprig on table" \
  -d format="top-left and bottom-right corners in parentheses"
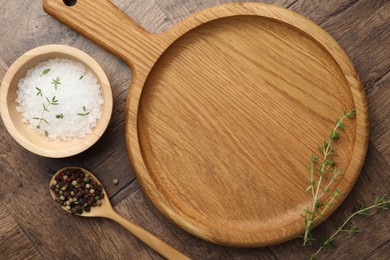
top-left (303, 109), bottom-right (356, 246)
top-left (310, 194), bottom-right (389, 259)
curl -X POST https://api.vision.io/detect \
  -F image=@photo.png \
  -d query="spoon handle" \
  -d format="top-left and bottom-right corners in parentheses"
top-left (107, 210), bottom-right (190, 259)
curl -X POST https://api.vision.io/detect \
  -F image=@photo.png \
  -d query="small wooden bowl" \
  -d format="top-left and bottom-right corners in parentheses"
top-left (0, 45), bottom-right (113, 158)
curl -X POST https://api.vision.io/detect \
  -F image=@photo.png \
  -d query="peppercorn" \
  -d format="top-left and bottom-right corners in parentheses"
top-left (51, 168), bottom-right (105, 215)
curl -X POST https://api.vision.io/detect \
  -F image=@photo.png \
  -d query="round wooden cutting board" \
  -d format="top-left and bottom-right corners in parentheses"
top-left (44, 1), bottom-right (369, 246)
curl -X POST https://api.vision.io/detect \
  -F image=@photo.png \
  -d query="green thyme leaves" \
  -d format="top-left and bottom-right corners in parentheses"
top-left (36, 87), bottom-right (42, 97)
top-left (77, 106), bottom-right (90, 116)
top-left (51, 76), bottom-right (61, 90)
top-left (40, 68), bottom-right (50, 76)
top-left (303, 109), bottom-right (356, 246)
top-left (56, 113), bottom-right (64, 119)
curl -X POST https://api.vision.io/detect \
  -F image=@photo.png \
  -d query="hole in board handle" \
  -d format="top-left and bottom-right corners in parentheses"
top-left (63, 0), bottom-right (77, 6)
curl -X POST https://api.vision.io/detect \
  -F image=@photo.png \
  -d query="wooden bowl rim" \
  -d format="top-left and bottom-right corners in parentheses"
top-left (0, 44), bottom-right (113, 158)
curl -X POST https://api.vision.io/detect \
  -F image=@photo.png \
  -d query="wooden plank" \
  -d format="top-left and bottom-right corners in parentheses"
top-left (181, 0), bottom-right (297, 14)
top-left (111, 179), bottom-right (141, 206)
top-left (367, 72), bottom-right (390, 165)
top-left (154, 0), bottom-right (297, 23)
top-left (364, 240), bottom-right (390, 260)
top-left (314, 0), bottom-right (390, 89)
top-left (325, 213), bottom-right (390, 260)
top-left (112, 0), bottom-right (173, 33)
top-left (0, 202), bottom-right (42, 260)
top-left (0, 52), bottom-right (42, 260)
top-left (288, 0), bottom-right (362, 25)
top-left (0, 58), bottom-right (6, 81)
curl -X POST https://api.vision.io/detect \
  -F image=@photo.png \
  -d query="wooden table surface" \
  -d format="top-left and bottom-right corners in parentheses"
top-left (0, 0), bottom-right (389, 259)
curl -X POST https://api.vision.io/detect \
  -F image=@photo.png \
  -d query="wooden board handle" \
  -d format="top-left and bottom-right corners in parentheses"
top-left (43, 0), bottom-right (160, 69)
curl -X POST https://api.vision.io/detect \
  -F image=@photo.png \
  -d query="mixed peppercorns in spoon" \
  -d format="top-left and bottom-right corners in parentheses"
top-left (50, 167), bottom-right (104, 214)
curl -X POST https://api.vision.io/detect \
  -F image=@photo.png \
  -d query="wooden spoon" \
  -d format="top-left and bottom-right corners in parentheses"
top-left (49, 167), bottom-right (189, 260)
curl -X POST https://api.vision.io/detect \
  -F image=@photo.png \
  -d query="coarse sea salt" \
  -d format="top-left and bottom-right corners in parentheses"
top-left (16, 58), bottom-right (104, 141)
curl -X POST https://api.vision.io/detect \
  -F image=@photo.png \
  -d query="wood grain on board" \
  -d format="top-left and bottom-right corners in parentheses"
top-left (43, 0), bottom-right (369, 247)
top-left (0, 0), bottom-right (389, 259)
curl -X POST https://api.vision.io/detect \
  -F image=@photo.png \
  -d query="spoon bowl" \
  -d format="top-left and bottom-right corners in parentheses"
top-left (50, 167), bottom-right (189, 259)
top-left (49, 167), bottom-right (111, 218)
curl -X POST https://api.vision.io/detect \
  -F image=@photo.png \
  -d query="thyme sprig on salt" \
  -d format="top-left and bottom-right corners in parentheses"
top-left (36, 87), bottom-right (42, 97)
top-left (51, 76), bottom-right (61, 90)
top-left (77, 106), bottom-right (90, 116)
top-left (40, 68), bottom-right (50, 77)
top-left (33, 96), bottom-right (59, 129)
top-left (56, 113), bottom-right (64, 119)
top-left (303, 109), bottom-right (356, 245)
top-left (16, 58), bottom-right (104, 141)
